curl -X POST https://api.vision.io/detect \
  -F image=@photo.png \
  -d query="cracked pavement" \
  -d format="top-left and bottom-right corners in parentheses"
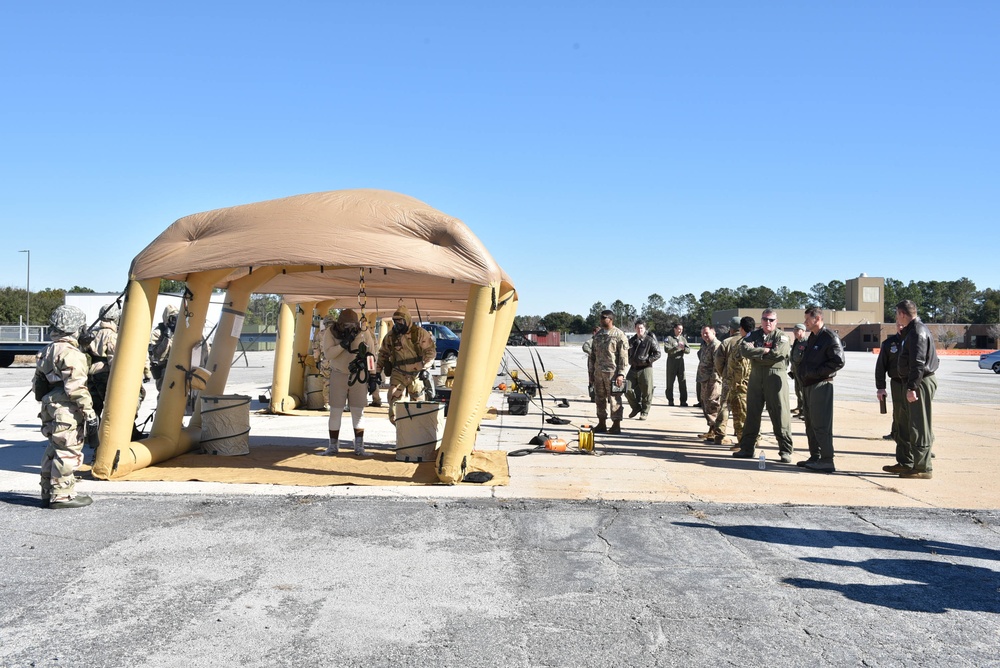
top-left (1, 347), bottom-right (998, 666)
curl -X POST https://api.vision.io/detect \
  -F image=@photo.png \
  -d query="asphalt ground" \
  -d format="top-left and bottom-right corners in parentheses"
top-left (1, 345), bottom-right (998, 667)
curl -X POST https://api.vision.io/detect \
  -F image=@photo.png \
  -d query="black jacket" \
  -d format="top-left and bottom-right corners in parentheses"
top-left (897, 318), bottom-right (939, 391)
top-left (874, 334), bottom-right (902, 389)
top-left (628, 333), bottom-right (661, 368)
top-left (796, 327), bottom-right (845, 387)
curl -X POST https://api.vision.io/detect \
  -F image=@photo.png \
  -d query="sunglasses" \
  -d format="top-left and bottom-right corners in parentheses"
top-left (762, 317), bottom-right (776, 322)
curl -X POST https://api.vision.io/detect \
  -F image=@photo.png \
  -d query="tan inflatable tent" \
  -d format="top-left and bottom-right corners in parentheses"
top-left (91, 189), bottom-right (517, 484)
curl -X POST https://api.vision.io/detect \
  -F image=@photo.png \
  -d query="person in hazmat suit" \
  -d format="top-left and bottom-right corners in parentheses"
top-left (83, 302), bottom-right (121, 418)
top-left (83, 302), bottom-right (147, 441)
top-left (375, 305), bottom-right (436, 424)
top-left (320, 309), bottom-right (376, 456)
top-left (33, 305), bottom-right (97, 509)
top-left (148, 304), bottom-right (178, 392)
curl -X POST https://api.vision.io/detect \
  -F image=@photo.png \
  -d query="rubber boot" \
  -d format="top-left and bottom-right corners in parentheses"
top-left (354, 428), bottom-right (372, 457)
top-left (593, 420), bottom-right (608, 434)
top-left (608, 420), bottom-right (622, 435)
top-left (50, 494), bottom-right (93, 509)
top-left (322, 430), bottom-right (340, 456)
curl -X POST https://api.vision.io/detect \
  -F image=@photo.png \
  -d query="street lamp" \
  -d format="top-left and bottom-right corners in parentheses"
top-left (18, 250), bottom-right (30, 328)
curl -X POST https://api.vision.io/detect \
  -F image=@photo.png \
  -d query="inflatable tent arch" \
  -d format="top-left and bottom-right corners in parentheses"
top-left (271, 296), bottom-right (472, 415)
top-left (91, 189), bottom-right (517, 484)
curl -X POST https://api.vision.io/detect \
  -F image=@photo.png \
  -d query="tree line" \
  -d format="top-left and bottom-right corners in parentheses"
top-left (514, 278), bottom-right (1000, 337)
top-left (5, 277), bottom-right (998, 335)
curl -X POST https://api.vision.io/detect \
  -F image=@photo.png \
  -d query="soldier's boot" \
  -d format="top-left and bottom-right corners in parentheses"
top-left (322, 430), bottom-right (340, 456)
top-left (370, 391), bottom-right (382, 408)
top-left (608, 420), bottom-right (622, 435)
top-left (50, 494), bottom-right (93, 509)
top-left (593, 420), bottom-right (608, 434)
top-left (354, 429), bottom-right (372, 457)
top-left (40, 482), bottom-right (52, 509)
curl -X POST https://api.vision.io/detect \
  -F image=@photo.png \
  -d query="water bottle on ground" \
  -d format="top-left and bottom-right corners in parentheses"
top-left (758, 450), bottom-right (766, 470)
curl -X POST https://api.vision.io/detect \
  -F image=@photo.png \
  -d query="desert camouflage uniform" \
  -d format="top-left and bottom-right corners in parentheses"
top-left (588, 325), bottom-right (629, 422)
top-left (710, 334), bottom-right (740, 439)
top-left (85, 320), bottom-right (118, 416)
top-left (35, 335), bottom-right (95, 503)
top-left (376, 307), bottom-right (436, 424)
top-left (698, 337), bottom-right (722, 433)
top-left (726, 337), bottom-right (752, 441)
top-left (85, 317), bottom-right (147, 434)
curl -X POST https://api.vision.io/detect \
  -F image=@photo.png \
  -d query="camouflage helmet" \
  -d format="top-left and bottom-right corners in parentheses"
top-left (49, 305), bottom-right (87, 337)
top-left (100, 302), bottom-right (121, 324)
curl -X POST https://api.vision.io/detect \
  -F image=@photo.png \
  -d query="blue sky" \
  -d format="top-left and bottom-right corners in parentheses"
top-left (2, 1), bottom-right (997, 317)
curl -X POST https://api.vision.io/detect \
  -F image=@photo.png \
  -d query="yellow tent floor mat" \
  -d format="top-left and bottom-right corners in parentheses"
top-left (88, 447), bottom-right (509, 487)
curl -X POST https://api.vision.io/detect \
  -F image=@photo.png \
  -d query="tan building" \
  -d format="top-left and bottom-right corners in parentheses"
top-left (714, 274), bottom-right (885, 352)
top-left (713, 275), bottom-right (996, 351)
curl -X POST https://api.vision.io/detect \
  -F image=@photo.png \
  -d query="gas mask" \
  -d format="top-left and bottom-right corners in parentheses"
top-left (392, 320), bottom-right (408, 336)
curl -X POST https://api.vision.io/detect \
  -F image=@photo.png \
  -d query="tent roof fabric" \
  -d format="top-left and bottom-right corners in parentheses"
top-left (129, 189), bottom-right (512, 303)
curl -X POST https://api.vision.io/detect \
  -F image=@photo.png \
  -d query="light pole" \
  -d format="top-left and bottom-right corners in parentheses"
top-left (18, 250), bottom-right (30, 328)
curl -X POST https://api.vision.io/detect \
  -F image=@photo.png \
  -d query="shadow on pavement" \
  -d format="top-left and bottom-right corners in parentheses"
top-left (676, 521), bottom-right (1000, 613)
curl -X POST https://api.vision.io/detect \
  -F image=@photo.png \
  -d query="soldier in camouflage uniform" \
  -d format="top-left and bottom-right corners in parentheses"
top-left (588, 310), bottom-right (629, 434)
top-left (697, 325), bottom-right (722, 440)
top-left (723, 316), bottom-right (754, 448)
top-left (732, 309), bottom-right (794, 462)
top-left (84, 303), bottom-right (121, 418)
top-left (708, 317), bottom-right (741, 445)
top-left (85, 302), bottom-right (147, 441)
top-left (33, 305), bottom-right (97, 509)
top-left (148, 304), bottom-right (178, 392)
top-left (376, 305), bottom-right (436, 424)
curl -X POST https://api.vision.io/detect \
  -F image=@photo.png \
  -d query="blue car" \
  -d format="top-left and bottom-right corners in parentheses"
top-left (421, 323), bottom-right (461, 362)
top-left (979, 349), bottom-right (1000, 374)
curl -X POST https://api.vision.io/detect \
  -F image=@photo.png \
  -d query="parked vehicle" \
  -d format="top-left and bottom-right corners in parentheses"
top-left (420, 323), bottom-right (461, 362)
top-left (507, 331), bottom-right (536, 346)
top-left (0, 325), bottom-right (47, 367)
top-left (978, 350), bottom-right (1000, 374)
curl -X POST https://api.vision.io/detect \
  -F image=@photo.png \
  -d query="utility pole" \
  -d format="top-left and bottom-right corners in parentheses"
top-left (18, 249), bottom-right (30, 327)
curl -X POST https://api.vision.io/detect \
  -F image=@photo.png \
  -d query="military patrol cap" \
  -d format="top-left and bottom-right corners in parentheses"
top-left (794, 323), bottom-right (806, 331)
top-left (49, 305), bottom-right (87, 335)
top-left (729, 316), bottom-right (740, 329)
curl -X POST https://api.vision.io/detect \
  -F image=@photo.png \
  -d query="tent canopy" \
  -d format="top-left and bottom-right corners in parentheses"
top-left (129, 189), bottom-right (513, 303)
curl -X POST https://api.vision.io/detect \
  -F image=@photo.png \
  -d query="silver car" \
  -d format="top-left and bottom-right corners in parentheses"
top-left (978, 350), bottom-right (1000, 373)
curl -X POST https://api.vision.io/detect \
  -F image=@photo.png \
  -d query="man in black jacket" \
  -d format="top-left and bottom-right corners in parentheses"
top-left (796, 306), bottom-right (845, 472)
top-left (876, 323), bottom-right (908, 473)
top-left (895, 299), bottom-right (939, 479)
top-left (626, 319), bottom-right (661, 420)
